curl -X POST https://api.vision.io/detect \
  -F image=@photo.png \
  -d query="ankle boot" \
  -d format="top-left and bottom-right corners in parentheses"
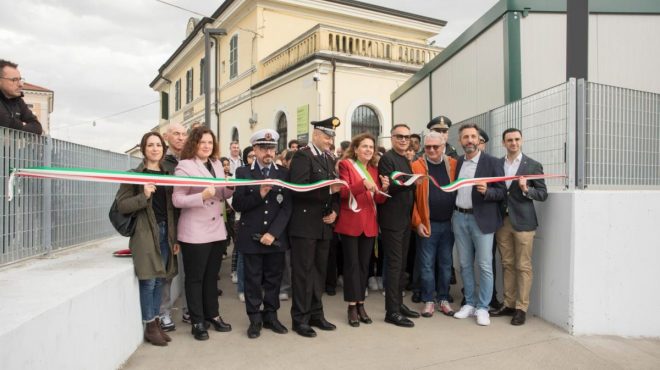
top-left (144, 320), bottom-right (167, 346)
top-left (356, 303), bottom-right (373, 324)
top-left (348, 305), bottom-right (360, 327)
top-left (155, 317), bottom-right (172, 342)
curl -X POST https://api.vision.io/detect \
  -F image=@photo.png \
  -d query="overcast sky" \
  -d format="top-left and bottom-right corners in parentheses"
top-left (0, 0), bottom-right (498, 152)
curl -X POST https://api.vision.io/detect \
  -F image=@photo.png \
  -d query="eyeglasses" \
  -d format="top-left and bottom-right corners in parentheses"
top-left (431, 128), bottom-right (448, 134)
top-left (479, 140), bottom-right (486, 144)
top-left (0, 77), bottom-right (25, 83)
top-left (392, 134), bottom-right (411, 141)
top-left (424, 145), bottom-right (442, 151)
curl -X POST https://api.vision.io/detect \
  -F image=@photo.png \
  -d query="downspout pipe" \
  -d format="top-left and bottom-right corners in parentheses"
top-left (204, 28), bottom-right (227, 129)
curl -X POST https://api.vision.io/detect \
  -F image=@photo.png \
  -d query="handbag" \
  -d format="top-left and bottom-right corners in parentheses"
top-left (109, 191), bottom-right (137, 237)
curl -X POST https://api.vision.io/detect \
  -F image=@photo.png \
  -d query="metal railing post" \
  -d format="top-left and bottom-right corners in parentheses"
top-left (42, 136), bottom-right (53, 255)
top-left (566, 78), bottom-right (577, 190)
top-left (576, 79), bottom-right (587, 189)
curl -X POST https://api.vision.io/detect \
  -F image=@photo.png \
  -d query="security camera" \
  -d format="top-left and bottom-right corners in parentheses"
top-left (312, 72), bottom-right (321, 82)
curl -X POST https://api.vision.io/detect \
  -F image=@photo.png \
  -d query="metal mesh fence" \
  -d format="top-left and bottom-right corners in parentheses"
top-left (450, 83), bottom-right (570, 189)
top-left (585, 82), bottom-right (660, 188)
top-left (1, 128), bottom-right (140, 266)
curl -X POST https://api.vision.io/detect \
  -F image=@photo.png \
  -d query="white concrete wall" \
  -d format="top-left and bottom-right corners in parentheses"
top-left (571, 191), bottom-right (660, 336)
top-left (0, 238), bottom-right (143, 370)
top-left (589, 14), bottom-right (660, 94)
top-left (520, 13), bottom-right (566, 97)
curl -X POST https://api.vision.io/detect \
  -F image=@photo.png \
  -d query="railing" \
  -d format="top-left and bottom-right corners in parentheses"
top-left (260, 25), bottom-right (441, 80)
top-left (448, 79), bottom-right (660, 190)
top-left (0, 128), bottom-right (141, 266)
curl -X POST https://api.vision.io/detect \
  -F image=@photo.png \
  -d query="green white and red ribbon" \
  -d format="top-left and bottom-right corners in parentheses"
top-left (7, 166), bottom-right (360, 212)
top-left (390, 171), bottom-right (565, 192)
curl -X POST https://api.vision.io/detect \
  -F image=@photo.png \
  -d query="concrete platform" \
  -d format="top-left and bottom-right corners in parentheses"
top-left (122, 248), bottom-right (660, 370)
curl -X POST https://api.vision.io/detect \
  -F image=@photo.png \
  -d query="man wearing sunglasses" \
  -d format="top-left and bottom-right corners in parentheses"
top-left (427, 115), bottom-right (457, 159)
top-left (0, 60), bottom-right (42, 134)
top-left (411, 131), bottom-right (458, 318)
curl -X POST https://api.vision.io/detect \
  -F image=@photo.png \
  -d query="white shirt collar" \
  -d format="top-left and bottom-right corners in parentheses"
top-left (505, 152), bottom-right (523, 164)
top-left (464, 150), bottom-right (481, 163)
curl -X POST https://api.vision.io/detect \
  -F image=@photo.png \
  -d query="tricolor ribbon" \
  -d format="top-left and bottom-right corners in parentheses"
top-left (390, 171), bottom-right (565, 192)
top-left (7, 166), bottom-right (360, 212)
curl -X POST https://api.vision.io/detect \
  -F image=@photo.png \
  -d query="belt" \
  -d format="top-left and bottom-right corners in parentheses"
top-left (454, 206), bottom-right (473, 214)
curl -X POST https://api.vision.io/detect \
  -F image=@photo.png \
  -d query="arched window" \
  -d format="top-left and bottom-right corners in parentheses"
top-left (276, 113), bottom-right (287, 152)
top-left (231, 127), bottom-right (239, 142)
top-left (351, 105), bottom-right (380, 139)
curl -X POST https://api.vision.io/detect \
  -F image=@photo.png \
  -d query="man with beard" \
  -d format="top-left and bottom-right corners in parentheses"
top-left (452, 123), bottom-right (506, 326)
top-left (288, 117), bottom-right (342, 338)
top-left (233, 129), bottom-right (292, 338)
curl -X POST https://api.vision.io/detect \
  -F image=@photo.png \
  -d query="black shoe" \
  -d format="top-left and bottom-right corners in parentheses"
top-left (263, 319), bottom-right (288, 334)
top-left (384, 312), bottom-right (414, 328)
top-left (206, 316), bottom-right (232, 332)
top-left (293, 324), bottom-right (317, 338)
top-left (247, 322), bottom-right (262, 338)
top-left (356, 303), bottom-right (372, 324)
top-left (309, 317), bottom-right (337, 331)
top-left (348, 305), bottom-right (360, 327)
top-left (400, 304), bottom-right (420, 318)
top-left (489, 306), bottom-right (516, 317)
top-left (511, 309), bottom-right (526, 326)
top-left (489, 298), bottom-right (503, 310)
top-left (411, 291), bottom-right (422, 303)
top-left (191, 323), bottom-right (209, 341)
top-left (325, 288), bottom-right (336, 296)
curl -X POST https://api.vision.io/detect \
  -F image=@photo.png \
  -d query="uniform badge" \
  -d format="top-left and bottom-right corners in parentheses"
top-left (276, 194), bottom-right (284, 204)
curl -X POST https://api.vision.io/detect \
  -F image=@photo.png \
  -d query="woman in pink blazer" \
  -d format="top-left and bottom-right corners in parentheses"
top-left (173, 127), bottom-right (234, 341)
top-left (334, 133), bottom-right (389, 327)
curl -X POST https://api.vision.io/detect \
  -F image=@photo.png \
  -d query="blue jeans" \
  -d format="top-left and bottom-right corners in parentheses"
top-left (418, 221), bottom-right (454, 303)
top-left (139, 222), bottom-right (169, 322)
top-left (452, 211), bottom-right (493, 310)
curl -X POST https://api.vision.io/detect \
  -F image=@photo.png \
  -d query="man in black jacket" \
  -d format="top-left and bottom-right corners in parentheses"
top-left (288, 117), bottom-right (342, 338)
top-left (0, 60), bottom-right (42, 134)
top-left (490, 128), bottom-right (547, 325)
top-left (233, 129), bottom-right (292, 338)
top-left (378, 123), bottom-right (420, 328)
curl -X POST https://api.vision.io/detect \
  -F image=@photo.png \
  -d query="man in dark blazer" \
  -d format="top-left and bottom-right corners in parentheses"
top-left (452, 123), bottom-right (506, 326)
top-left (288, 117), bottom-right (342, 338)
top-left (378, 123), bottom-right (421, 328)
top-left (491, 128), bottom-right (547, 326)
top-left (233, 129), bottom-right (292, 339)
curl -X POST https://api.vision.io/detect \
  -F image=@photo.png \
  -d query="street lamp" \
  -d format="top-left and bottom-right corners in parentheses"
top-left (204, 28), bottom-right (227, 129)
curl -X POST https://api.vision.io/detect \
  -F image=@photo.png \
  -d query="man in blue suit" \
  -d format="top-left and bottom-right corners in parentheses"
top-left (452, 123), bottom-right (506, 326)
top-left (232, 129), bottom-right (292, 339)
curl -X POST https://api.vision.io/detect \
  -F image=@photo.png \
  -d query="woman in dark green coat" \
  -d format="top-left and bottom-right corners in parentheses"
top-left (116, 132), bottom-right (178, 346)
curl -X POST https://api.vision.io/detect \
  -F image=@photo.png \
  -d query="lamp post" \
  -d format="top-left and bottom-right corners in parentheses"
top-left (204, 28), bottom-right (227, 129)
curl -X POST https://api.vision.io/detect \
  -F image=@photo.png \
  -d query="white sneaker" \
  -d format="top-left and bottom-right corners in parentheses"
top-left (278, 293), bottom-right (289, 301)
top-left (368, 277), bottom-right (379, 291)
top-left (238, 293), bottom-right (245, 302)
top-left (453, 305), bottom-right (476, 319)
top-left (159, 312), bottom-right (175, 331)
top-left (476, 308), bottom-right (491, 326)
top-left (376, 277), bottom-right (384, 290)
top-left (230, 271), bottom-right (238, 284)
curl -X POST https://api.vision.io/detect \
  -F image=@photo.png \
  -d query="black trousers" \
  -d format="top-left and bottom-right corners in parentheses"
top-left (180, 240), bottom-right (227, 324)
top-left (341, 234), bottom-right (374, 302)
top-left (290, 237), bottom-right (330, 326)
top-left (325, 232), bottom-right (343, 290)
top-left (381, 227), bottom-right (411, 314)
top-left (368, 236), bottom-right (384, 277)
top-left (243, 252), bottom-right (285, 324)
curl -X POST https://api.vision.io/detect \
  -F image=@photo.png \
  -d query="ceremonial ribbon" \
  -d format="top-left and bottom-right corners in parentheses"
top-left (390, 171), bottom-right (565, 192)
top-left (7, 167), bottom-right (359, 212)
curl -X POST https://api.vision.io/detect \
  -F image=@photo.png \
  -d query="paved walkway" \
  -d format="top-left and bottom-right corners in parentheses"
top-left (123, 255), bottom-right (660, 370)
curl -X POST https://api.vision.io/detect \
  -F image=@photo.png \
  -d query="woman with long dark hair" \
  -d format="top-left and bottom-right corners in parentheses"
top-left (173, 127), bottom-right (234, 340)
top-left (116, 131), bottom-right (178, 346)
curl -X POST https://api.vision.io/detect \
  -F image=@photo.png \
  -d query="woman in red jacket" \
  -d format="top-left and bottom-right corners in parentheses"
top-left (335, 133), bottom-right (390, 327)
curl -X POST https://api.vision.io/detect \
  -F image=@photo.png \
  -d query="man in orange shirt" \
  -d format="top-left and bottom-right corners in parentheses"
top-left (411, 131), bottom-right (457, 318)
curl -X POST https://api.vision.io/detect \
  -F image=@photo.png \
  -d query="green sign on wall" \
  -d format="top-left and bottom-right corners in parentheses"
top-left (296, 105), bottom-right (309, 144)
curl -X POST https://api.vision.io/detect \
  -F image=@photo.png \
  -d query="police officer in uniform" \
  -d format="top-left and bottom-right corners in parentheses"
top-left (233, 129), bottom-right (292, 339)
top-left (288, 117), bottom-right (343, 338)
top-left (427, 115), bottom-right (458, 159)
